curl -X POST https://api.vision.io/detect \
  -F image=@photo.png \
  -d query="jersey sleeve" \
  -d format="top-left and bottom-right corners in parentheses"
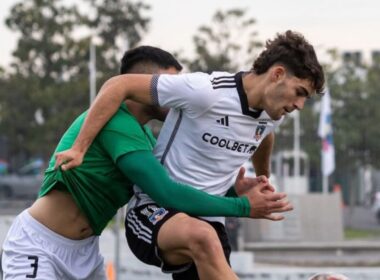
top-left (151, 73), bottom-right (219, 117)
top-left (117, 150), bottom-right (251, 217)
top-left (97, 108), bottom-right (153, 163)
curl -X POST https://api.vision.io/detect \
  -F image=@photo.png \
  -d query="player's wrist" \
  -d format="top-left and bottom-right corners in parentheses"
top-left (239, 195), bottom-right (251, 217)
top-left (72, 140), bottom-right (91, 154)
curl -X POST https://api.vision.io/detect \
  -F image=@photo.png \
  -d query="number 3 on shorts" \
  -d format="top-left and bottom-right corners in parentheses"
top-left (26, 256), bottom-right (39, 278)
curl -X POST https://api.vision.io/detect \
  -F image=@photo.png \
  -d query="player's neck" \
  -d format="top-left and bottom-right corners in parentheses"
top-left (242, 71), bottom-right (266, 110)
top-left (124, 101), bottom-right (151, 125)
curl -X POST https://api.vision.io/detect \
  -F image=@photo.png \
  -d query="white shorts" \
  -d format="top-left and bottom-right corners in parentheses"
top-left (1, 210), bottom-right (106, 280)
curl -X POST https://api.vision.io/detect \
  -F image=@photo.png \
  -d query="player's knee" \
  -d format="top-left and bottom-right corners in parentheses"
top-left (187, 223), bottom-right (221, 258)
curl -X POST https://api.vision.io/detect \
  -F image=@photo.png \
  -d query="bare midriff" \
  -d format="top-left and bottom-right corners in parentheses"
top-left (28, 189), bottom-right (93, 240)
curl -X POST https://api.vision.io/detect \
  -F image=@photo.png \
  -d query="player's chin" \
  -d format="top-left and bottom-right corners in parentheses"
top-left (268, 111), bottom-right (282, 121)
top-left (274, 113), bottom-right (283, 120)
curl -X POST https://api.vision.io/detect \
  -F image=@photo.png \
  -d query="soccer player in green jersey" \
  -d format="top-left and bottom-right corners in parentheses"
top-left (1, 46), bottom-right (291, 280)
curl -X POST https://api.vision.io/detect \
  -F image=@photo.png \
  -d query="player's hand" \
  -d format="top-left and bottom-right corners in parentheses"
top-left (234, 167), bottom-right (274, 196)
top-left (243, 181), bottom-right (293, 221)
top-left (54, 148), bottom-right (84, 171)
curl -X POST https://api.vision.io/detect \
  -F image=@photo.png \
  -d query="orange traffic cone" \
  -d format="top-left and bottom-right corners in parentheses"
top-left (106, 261), bottom-right (115, 280)
top-left (333, 184), bottom-right (346, 208)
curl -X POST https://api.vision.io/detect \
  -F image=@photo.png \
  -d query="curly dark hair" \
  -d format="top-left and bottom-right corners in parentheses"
top-left (252, 30), bottom-right (325, 95)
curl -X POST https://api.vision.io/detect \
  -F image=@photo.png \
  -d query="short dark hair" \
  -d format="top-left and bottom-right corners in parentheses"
top-left (252, 30), bottom-right (325, 95)
top-left (120, 46), bottom-right (183, 74)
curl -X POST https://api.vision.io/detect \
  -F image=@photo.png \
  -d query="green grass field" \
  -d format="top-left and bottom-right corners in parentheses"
top-left (345, 228), bottom-right (380, 240)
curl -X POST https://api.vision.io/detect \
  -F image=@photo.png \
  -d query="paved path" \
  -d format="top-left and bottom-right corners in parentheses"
top-left (343, 206), bottom-right (380, 231)
top-left (1, 204), bottom-right (380, 279)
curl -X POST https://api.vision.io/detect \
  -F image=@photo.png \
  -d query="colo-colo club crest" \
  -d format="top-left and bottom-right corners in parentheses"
top-left (254, 124), bottom-right (266, 141)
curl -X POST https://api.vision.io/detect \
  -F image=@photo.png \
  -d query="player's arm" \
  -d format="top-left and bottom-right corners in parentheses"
top-left (228, 134), bottom-right (274, 199)
top-left (55, 73), bottom-right (214, 170)
top-left (251, 133), bottom-right (274, 177)
top-left (117, 151), bottom-right (291, 220)
top-left (117, 150), bottom-right (250, 217)
top-left (55, 74), bottom-right (154, 170)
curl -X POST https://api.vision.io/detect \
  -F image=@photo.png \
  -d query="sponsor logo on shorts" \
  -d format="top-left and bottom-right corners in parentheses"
top-left (148, 207), bottom-right (168, 225)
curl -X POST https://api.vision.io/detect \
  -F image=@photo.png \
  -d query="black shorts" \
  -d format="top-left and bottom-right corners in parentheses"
top-left (125, 203), bottom-right (231, 279)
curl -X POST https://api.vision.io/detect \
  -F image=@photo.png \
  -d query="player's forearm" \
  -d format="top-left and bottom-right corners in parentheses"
top-left (253, 158), bottom-right (270, 177)
top-left (72, 74), bottom-right (153, 153)
top-left (252, 133), bottom-right (274, 177)
top-left (117, 151), bottom-right (251, 217)
top-left (156, 182), bottom-right (250, 217)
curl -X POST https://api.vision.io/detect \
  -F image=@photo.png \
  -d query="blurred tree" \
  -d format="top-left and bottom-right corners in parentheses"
top-left (184, 9), bottom-right (262, 73)
top-left (320, 52), bottom-right (378, 203)
top-left (6, 0), bottom-right (82, 82)
top-left (0, 0), bottom-right (150, 166)
top-left (329, 57), bottom-right (369, 171)
top-left (273, 48), bottom-right (380, 195)
top-left (2, 0), bottom-right (85, 164)
top-left (84, 0), bottom-right (150, 82)
top-left (363, 57), bottom-right (380, 169)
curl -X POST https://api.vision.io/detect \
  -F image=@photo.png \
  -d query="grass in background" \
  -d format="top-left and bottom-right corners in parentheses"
top-left (345, 228), bottom-right (380, 240)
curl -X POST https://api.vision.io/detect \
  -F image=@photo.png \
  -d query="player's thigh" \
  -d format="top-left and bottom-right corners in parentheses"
top-left (87, 260), bottom-right (106, 280)
top-left (2, 250), bottom-right (57, 280)
top-left (157, 213), bottom-right (220, 263)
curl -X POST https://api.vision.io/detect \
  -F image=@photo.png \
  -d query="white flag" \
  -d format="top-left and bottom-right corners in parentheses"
top-left (318, 89), bottom-right (335, 176)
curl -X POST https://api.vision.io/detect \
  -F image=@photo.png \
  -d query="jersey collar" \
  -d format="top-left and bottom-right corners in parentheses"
top-left (234, 72), bottom-right (263, 119)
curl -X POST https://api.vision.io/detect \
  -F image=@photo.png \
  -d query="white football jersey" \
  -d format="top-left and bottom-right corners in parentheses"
top-left (128, 71), bottom-right (283, 223)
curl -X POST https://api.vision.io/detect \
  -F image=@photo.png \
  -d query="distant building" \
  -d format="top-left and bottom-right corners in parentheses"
top-left (0, 135), bottom-right (7, 160)
top-left (372, 50), bottom-right (380, 66)
top-left (342, 51), bottom-right (362, 66)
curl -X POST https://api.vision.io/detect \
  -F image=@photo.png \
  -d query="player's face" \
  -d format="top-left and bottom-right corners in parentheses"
top-left (263, 70), bottom-right (314, 120)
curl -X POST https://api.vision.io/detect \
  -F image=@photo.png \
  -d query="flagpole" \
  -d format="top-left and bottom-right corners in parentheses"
top-left (89, 40), bottom-right (96, 105)
top-left (322, 175), bottom-right (328, 194)
top-left (293, 110), bottom-right (301, 178)
top-left (318, 89), bottom-right (335, 194)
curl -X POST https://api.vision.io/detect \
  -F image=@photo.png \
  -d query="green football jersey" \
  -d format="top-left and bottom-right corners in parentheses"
top-left (39, 104), bottom-right (155, 235)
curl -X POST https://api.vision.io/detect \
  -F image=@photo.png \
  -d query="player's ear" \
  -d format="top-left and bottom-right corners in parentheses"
top-left (270, 65), bottom-right (286, 82)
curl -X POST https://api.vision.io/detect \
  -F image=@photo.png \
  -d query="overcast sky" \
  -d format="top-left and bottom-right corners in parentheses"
top-left (1, 0), bottom-right (379, 67)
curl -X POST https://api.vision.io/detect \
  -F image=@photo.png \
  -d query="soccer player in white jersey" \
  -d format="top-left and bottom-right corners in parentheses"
top-left (2, 47), bottom-right (278, 280)
top-left (55, 30), bottom-right (325, 279)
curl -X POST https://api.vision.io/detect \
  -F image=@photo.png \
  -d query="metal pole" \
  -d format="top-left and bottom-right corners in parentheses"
top-left (293, 110), bottom-right (301, 177)
top-left (322, 175), bottom-right (329, 194)
top-left (89, 42), bottom-right (96, 105)
top-left (114, 209), bottom-right (122, 280)
top-left (112, 37), bottom-right (129, 280)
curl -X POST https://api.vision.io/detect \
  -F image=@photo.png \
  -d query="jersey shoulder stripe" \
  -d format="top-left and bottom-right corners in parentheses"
top-left (211, 75), bottom-right (235, 82)
top-left (212, 84), bottom-right (237, 89)
top-left (211, 79), bottom-right (235, 86)
top-left (211, 74), bottom-right (236, 90)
